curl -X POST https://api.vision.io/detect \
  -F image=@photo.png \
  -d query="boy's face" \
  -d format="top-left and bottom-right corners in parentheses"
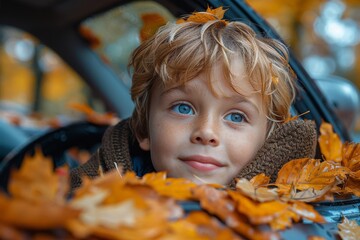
top-left (138, 63), bottom-right (268, 185)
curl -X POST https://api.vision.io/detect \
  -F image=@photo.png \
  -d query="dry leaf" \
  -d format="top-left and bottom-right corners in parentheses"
top-left (192, 185), bottom-right (280, 240)
top-left (79, 200), bottom-right (142, 228)
top-left (8, 148), bottom-right (67, 203)
top-left (318, 122), bottom-right (342, 162)
top-left (276, 158), bottom-right (349, 194)
top-left (250, 173), bottom-right (270, 187)
top-left (69, 102), bottom-right (118, 125)
top-left (235, 178), bottom-right (279, 202)
top-left (0, 194), bottom-right (79, 230)
top-left (288, 201), bottom-right (325, 223)
top-left (340, 178), bottom-right (360, 197)
top-left (140, 13), bottom-right (166, 42)
top-left (342, 142), bottom-right (360, 172)
top-left (141, 172), bottom-right (197, 200)
top-left (168, 211), bottom-right (242, 240)
top-left (338, 217), bottom-right (360, 240)
top-left (3, 120), bottom-right (360, 239)
top-left (176, 6), bottom-right (228, 24)
top-left (229, 191), bottom-right (289, 225)
top-left (78, 26), bottom-right (101, 49)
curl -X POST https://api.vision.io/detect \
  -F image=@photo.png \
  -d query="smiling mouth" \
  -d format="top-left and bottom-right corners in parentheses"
top-left (180, 155), bottom-right (225, 172)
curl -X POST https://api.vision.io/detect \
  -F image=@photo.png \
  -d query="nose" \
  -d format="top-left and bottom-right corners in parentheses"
top-left (190, 117), bottom-right (219, 146)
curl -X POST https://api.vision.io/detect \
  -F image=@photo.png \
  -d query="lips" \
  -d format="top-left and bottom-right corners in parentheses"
top-left (179, 155), bottom-right (225, 172)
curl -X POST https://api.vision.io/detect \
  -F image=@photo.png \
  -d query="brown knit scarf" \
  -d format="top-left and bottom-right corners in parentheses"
top-left (70, 118), bottom-right (317, 190)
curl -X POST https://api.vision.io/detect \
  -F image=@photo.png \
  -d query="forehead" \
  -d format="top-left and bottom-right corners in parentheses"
top-left (162, 57), bottom-right (259, 98)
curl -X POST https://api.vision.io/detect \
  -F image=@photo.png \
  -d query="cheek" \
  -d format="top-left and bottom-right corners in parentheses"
top-left (148, 121), bottom-right (183, 157)
top-left (227, 131), bottom-right (266, 168)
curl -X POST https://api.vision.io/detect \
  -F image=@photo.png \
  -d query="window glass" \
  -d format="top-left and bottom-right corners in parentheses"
top-left (0, 26), bottom-right (106, 130)
top-left (248, 0), bottom-right (360, 140)
top-left (79, 1), bottom-right (176, 88)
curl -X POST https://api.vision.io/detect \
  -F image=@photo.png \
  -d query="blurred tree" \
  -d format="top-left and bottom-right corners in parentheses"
top-left (247, 0), bottom-right (360, 88)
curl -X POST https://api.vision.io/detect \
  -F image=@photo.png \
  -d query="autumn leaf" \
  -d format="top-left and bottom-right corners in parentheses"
top-left (176, 6), bottom-right (228, 25)
top-left (141, 172), bottom-right (197, 200)
top-left (69, 171), bottom-right (184, 239)
top-left (78, 200), bottom-right (143, 228)
top-left (3, 120), bottom-right (360, 239)
top-left (285, 183), bottom-right (334, 202)
top-left (288, 201), bottom-right (325, 223)
top-left (192, 185), bottom-right (280, 240)
top-left (78, 26), bottom-right (101, 49)
top-left (69, 102), bottom-right (118, 125)
top-left (228, 190), bottom-right (325, 231)
top-left (229, 190), bottom-right (289, 225)
top-left (338, 217), bottom-right (360, 240)
top-left (205, 6), bottom-right (227, 19)
top-left (0, 193), bottom-right (79, 230)
top-left (318, 121), bottom-right (342, 162)
top-left (140, 13), bottom-right (167, 42)
top-left (250, 173), bottom-right (270, 186)
top-left (342, 142), bottom-right (360, 172)
top-left (8, 147), bottom-right (67, 203)
top-left (275, 158), bottom-right (349, 195)
top-left (168, 211), bottom-right (242, 240)
top-left (338, 178), bottom-right (360, 198)
top-left (235, 177), bottom-right (279, 202)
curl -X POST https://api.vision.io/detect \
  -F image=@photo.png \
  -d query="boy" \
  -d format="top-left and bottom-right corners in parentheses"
top-left (71, 8), bottom-right (317, 189)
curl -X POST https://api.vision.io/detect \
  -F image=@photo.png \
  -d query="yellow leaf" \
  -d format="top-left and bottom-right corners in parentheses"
top-left (342, 142), bottom-right (360, 172)
top-left (176, 6), bottom-right (228, 24)
top-left (8, 148), bottom-right (67, 203)
top-left (140, 13), bottom-right (167, 42)
top-left (276, 158), bottom-right (349, 191)
top-left (250, 173), bottom-right (270, 187)
top-left (235, 178), bottom-right (278, 202)
top-left (338, 217), bottom-right (360, 240)
top-left (318, 122), bottom-right (342, 162)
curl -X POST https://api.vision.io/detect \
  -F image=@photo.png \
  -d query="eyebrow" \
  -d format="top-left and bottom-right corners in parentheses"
top-left (230, 95), bottom-right (260, 114)
top-left (162, 85), bottom-right (261, 114)
top-left (160, 84), bottom-right (186, 96)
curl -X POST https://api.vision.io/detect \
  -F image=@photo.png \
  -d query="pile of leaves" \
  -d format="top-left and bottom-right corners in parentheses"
top-left (0, 121), bottom-right (359, 239)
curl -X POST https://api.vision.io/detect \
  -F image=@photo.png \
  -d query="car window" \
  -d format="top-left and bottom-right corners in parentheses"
top-left (0, 26), bottom-right (107, 130)
top-left (247, 0), bottom-right (360, 140)
top-left (79, 1), bottom-right (176, 89)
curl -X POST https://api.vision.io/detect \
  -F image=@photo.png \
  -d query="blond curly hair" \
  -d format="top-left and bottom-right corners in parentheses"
top-left (129, 19), bottom-right (296, 140)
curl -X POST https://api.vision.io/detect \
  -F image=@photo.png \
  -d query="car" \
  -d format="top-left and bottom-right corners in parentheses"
top-left (0, 0), bottom-right (359, 239)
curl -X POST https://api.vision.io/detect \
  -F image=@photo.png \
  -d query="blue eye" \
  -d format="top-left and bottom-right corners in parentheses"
top-left (172, 103), bottom-right (194, 115)
top-left (225, 112), bottom-right (245, 123)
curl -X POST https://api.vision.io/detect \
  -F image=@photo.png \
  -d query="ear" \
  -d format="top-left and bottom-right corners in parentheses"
top-left (137, 137), bottom-right (150, 151)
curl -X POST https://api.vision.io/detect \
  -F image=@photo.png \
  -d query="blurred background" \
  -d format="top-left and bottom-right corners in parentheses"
top-left (0, 0), bottom-right (359, 130)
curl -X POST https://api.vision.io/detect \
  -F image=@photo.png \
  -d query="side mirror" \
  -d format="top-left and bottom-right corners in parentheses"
top-left (314, 75), bottom-right (360, 141)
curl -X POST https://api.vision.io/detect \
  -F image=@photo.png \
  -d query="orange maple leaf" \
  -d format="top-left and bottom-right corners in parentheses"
top-left (176, 6), bottom-right (228, 25)
top-left (8, 147), bottom-right (68, 203)
top-left (0, 149), bottom-right (79, 230)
